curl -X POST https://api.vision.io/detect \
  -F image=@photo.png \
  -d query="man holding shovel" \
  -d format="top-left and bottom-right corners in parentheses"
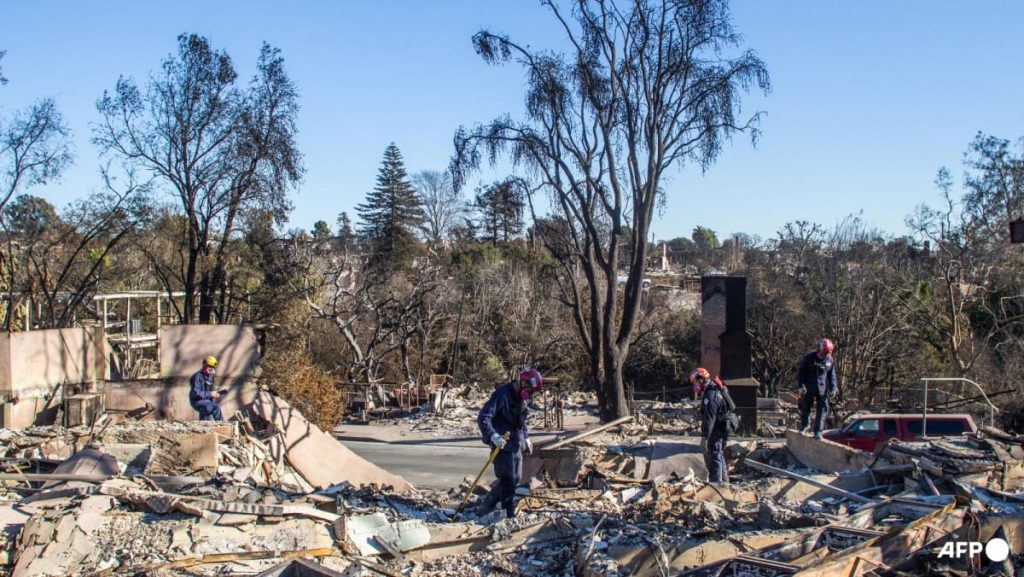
top-left (474, 368), bottom-right (543, 519)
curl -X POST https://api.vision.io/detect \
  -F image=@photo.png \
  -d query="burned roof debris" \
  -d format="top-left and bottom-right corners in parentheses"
top-left (0, 389), bottom-right (1021, 576)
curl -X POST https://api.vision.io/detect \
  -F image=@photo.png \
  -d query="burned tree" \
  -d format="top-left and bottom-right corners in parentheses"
top-left (0, 54), bottom-right (75, 327)
top-left (94, 34), bottom-right (302, 324)
top-left (453, 0), bottom-right (769, 419)
top-left (412, 169), bottom-right (464, 248)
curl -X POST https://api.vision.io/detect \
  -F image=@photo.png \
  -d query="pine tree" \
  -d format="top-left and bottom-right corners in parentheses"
top-left (335, 211), bottom-right (354, 253)
top-left (312, 220), bottom-right (331, 240)
top-left (474, 178), bottom-right (525, 245)
top-left (356, 143), bottom-right (424, 268)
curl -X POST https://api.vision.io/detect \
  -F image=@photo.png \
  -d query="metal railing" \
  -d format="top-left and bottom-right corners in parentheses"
top-left (920, 377), bottom-right (998, 429)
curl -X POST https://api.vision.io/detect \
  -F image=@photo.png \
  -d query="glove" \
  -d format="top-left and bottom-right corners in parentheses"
top-left (525, 438), bottom-right (533, 455)
top-left (490, 433), bottom-right (506, 450)
top-left (700, 438), bottom-right (708, 451)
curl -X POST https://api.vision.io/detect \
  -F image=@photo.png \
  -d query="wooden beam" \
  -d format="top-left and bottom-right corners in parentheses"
top-left (541, 416), bottom-right (633, 450)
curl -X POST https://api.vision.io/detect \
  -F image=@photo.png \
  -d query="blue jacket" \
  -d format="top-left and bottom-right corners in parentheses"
top-left (478, 382), bottom-right (529, 454)
top-left (701, 383), bottom-right (729, 442)
top-left (797, 351), bottom-right (837, 394)
top-left (189, 369), bottom-right (215, 408)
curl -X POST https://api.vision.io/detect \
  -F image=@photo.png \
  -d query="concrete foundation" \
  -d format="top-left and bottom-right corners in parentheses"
top-left (785, 429), bottom-right (875, 473)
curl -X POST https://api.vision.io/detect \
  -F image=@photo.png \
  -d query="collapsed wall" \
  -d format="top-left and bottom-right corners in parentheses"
top-left (251, 390), bottom-right (415, 492)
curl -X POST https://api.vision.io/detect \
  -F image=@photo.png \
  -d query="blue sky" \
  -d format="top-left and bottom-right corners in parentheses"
top-left (2, 1), bottom-right (1023, 243)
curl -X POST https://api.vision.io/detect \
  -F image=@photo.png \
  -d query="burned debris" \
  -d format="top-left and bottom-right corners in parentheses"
top-left (1, 385), bottom-right (1022, 577)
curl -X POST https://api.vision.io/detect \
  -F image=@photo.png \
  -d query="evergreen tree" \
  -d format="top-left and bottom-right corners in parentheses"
top-left (312, 220), bottom-right (331, 240)
top-left (336, 211), bottom-right (354, 253)
top-left (356, 144), bottom-right (423, 267)
top-left (473, 177), bottom-right (525, 245)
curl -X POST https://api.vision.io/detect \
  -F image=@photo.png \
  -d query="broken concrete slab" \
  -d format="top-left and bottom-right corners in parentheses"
top-left (406, 522), bottom-right (493, 561)
top-left (785, 429), bottom-right (876, 473)
top-left (251, 392), bottom-right (414, 492)
top-left (39, 446), bottom-right (119, 496)
top-left (756, 471), bottom-right (876, 504)
top-left (0, 504), bottom-right (30, 566)
top-left (98, 443), bottom-right (153, 475)
top-left (646, 439), bottom-right (708, 482)
top-left (345, 512), bottom-right (430, 557)
top-left (168, 432), bottom-right (219, 476)
top-left (746, 459), bottom-right (876, 504)
top-left (12, 495), bottom-right (115, 577)
top-left (523, 447), bottom-right (586, 485)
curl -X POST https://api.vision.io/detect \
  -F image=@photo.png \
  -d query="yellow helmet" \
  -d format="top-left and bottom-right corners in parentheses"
top-left (205, 355), bottom-right (218, 368)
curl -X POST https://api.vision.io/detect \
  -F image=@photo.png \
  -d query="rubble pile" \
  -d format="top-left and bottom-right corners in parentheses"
top-left (4, 391), bottom-right (1024, 576)
top-left (379, 387), bottom-right (601, 439)
top-left (878, 428), bottom-right (1024, 493)
top-left (0, 427), bottom-right (76, 462)
top-left (633, 400), bottom-right (701, 437)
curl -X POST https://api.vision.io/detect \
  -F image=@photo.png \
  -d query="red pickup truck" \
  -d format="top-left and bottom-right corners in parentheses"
top-left (822, 413), bottom-right (978, 452)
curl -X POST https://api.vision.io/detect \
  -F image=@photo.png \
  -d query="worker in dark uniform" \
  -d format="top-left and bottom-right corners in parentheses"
top-left (692, 368), bottom-right (729, 484)
top-left (476, 368), bottom-right (543, 519)
top-left (797, 338), bottom-right (838, 439)
top-left (189, 355), bottom-right (223, 421)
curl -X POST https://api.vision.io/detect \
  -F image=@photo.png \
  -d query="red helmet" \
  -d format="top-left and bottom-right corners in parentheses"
top-left (519, 368), bottom-right (543, 397)
top-left (690, 367), bottom-right (710, 395)
top-left (818, 338), bottom-right (835, 356)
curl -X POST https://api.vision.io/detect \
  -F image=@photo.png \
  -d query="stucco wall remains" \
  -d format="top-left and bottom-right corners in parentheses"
top-left (0, 327), bottom-right (106, 428)
top-left (0, 328), bottom-right (103, 397)
top-left (104, 376), bottom-right (259, 421)
top-left (158, 325), bottom-right (260, 378)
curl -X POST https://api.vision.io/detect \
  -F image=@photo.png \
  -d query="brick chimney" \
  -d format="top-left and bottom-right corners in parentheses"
top-left (700, 275), bottom-right (756, 434)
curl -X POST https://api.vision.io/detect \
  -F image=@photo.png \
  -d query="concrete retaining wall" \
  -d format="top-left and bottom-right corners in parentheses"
top-left (785, 429), bottom-right (875, 473)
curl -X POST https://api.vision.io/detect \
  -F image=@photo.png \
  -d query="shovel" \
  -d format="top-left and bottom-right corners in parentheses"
top-left (458, 432), bottom-right (510, 512)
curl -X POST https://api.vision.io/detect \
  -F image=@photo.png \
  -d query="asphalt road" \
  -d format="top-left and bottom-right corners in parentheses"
top-left (344, 440), bottom-right (495, 489)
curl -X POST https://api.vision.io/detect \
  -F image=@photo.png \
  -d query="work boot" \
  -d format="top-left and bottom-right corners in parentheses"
top-left (475, 494), bottom-right (498, 517)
